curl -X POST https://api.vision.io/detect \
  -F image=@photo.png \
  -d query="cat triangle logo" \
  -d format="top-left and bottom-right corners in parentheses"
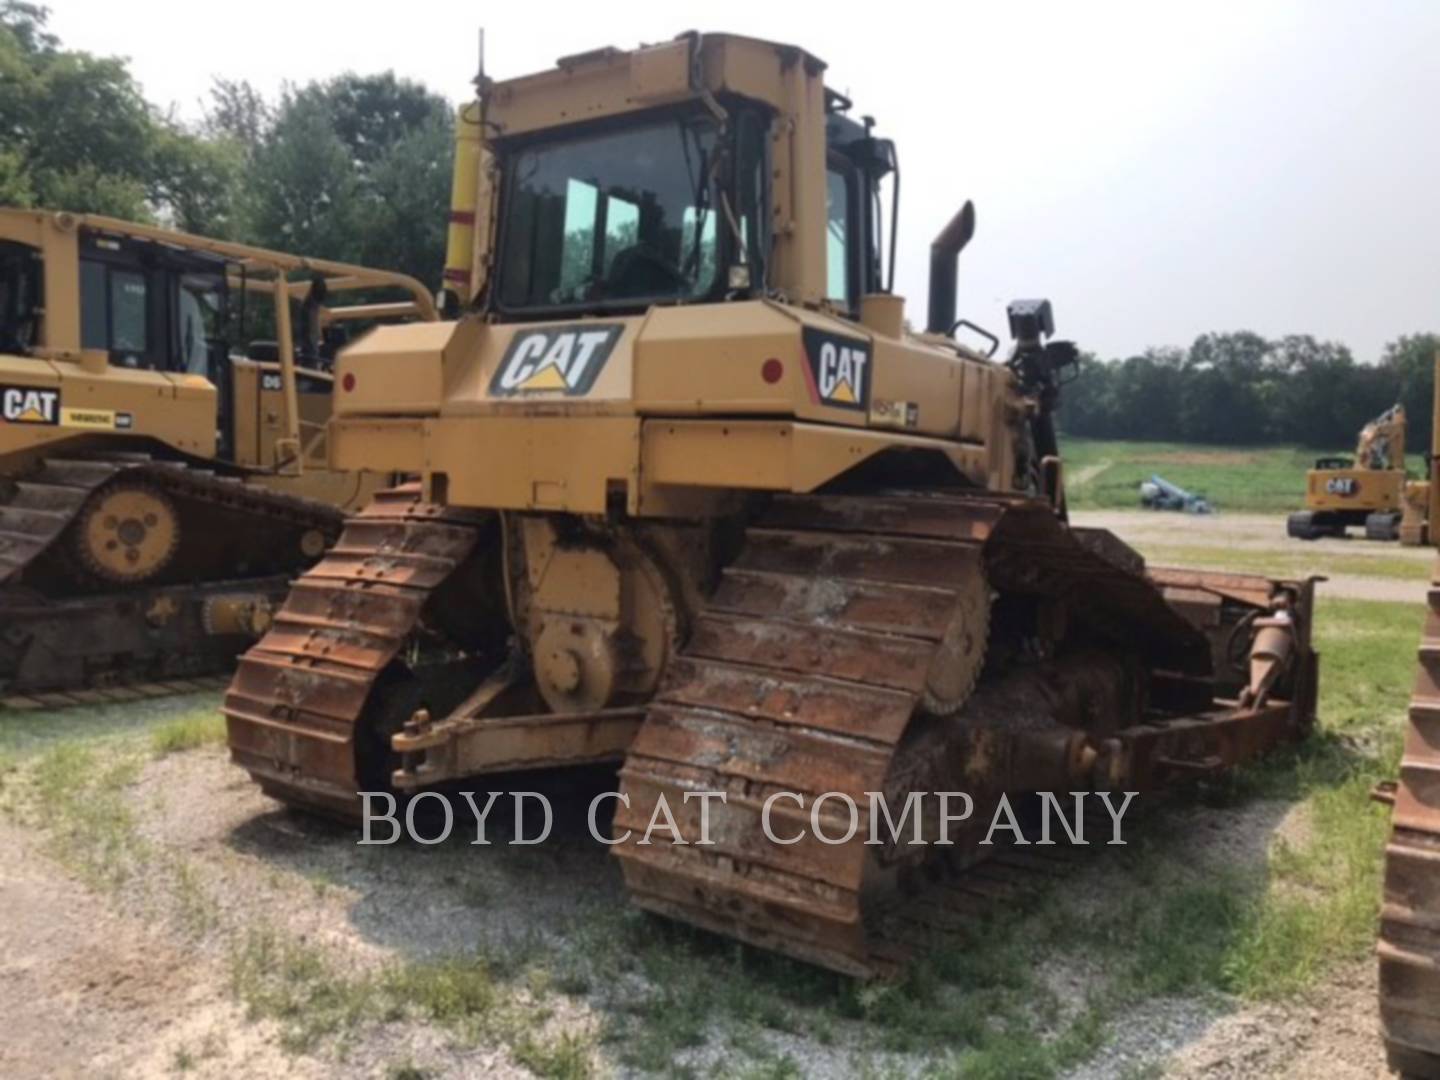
top-left (800, 328), bottom-right (871, 412)
top-left (1, 385), bottom-right (60, 425)
top-left (519, 364), bottom-right (568, 391)
top-left (491, 324), bottom-right (625, 397)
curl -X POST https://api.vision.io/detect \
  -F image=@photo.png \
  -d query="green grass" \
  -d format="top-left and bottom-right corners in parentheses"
top-left (24, 741), bottom-right (147, 888)
top-left (0, 691), bottom-right (221, 760)
top-left (1062, 438), bottom-right (1345, 512)
top-left (1136, 542), bottom-right (1432, 582)
top-left (150, 710), bottom-right (227, 756)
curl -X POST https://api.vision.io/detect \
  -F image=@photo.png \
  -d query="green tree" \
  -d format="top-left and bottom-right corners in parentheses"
top-left (246, 93), bottom-right (359, 259)
top-left (1380, 333), bottom-right (1440, 456)
top-left (361, 113), bottom-right (453, 284)
top-left (242, 73), bottom-right (453, 281)
top-left (0, 1), bottom-right (236, 224)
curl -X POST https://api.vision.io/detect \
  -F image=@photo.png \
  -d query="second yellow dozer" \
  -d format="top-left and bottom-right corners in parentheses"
top-left (0, 210), bottom-right (436, 701)
top-left (226, 33), bottom-right (1320, 975)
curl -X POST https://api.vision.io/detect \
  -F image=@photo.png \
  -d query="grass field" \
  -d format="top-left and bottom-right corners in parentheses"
top-left (1062, 438), bottom-right (1339, 513)
top-left (1135, 542), bottom-right (1432, 583)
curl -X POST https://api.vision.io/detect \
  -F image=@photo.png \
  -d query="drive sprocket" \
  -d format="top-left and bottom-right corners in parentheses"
top-left (73, 481), bottom-right (180, 585)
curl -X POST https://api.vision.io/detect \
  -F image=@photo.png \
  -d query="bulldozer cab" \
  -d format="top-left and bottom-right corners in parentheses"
top-left (452, 38), bottom-right (901, 328)
top-left (0, 210), bottom-right (437, 475)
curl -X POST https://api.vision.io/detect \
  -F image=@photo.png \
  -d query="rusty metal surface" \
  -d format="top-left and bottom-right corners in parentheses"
top-left (612, 490), bottom-right (1310, 977)
top-left (1, 576), bottom-right (294, 701)
top-left (223, 485), bottom-right (490, 818)
top-left (394, 706), bottom-right (645, 786)
top-left (1379, 570), bottom-right (1440, 1078)
top-left (0, 452), bottom-right (346, 697)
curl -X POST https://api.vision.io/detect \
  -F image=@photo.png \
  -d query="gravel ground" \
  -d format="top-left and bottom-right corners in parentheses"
top-left (0, 740), bottom-right (1401, 1078)
top-left (1072, 509), bottom-right (1430, 603)
top-left (1072, 510), bottom-right (1434, 563)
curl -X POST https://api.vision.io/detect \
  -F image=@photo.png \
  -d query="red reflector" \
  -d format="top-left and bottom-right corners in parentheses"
top-left (342, 373), bottom-right (356, 392)
top-left (761, 358), bottom-right (783, 384)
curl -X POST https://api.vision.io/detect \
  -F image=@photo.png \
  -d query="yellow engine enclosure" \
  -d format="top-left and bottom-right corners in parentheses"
top-left (1302, 465), bottom-right (1403, 513)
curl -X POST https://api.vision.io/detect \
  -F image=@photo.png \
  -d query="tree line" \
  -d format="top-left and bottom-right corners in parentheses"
top-left (5, 3), bottom-right (1436, 455)
top-left (1059, 332), bottom-right (1440, 454)
top-left (0, 1), bottom-right (452, 285)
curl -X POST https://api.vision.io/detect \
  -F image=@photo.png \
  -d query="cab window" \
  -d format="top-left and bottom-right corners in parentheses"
top-left (80, 258), bottom-right (148, 365)
top-left (0, 241), bottom-right (41, 351)
top-left (826, 167), bottom-right (853, 308)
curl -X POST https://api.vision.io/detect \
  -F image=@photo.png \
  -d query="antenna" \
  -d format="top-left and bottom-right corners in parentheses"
top-left (475, 28), bottom-right (486, 88)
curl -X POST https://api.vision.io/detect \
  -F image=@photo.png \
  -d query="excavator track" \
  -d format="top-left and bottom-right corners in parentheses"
top-left (611, 490), bottom-right (1231, 976)
top-left (1380, 570), bottom-right (1440, 1079)
top-left (224, 485), bottom-right (492, 819)
top-left (0, 452), bottom-right (345, 699)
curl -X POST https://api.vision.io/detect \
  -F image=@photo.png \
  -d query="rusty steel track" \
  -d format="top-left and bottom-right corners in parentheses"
top-left (0, 452), bottom-right (346, 698)
top-left (224, 485), bottom-right (492, 818)
top-left (610, 491), bottom-right (1226, 976)
top-left (224, 486), bottom-right (1311, 980)
top-left (1380, 570), bottom-right (1440, 1079)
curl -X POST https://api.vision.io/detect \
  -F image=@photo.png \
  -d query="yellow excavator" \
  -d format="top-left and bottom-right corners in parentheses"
top-left (1378, 352), bottom-right (1440, 1078)
top-left (1287, 405), bottom-right (1409, 541)
top-left (0, 210), bottom-right (436, 702)
top-left (225, 32), bottom-right (1319, 975)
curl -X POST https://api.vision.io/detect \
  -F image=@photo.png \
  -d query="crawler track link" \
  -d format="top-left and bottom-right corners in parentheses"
top-left (612, 490), bottom-right (1216, 976)
top-left (1380, 571), bottom-right (1440, 1078)
top-left (223, 485), bottom-right (492, 818)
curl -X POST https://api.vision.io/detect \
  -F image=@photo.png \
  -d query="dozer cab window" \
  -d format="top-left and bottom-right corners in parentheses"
top-left (80, 259), bottom-right (149, 365)
top-left (826, 167), bottom-right (855, 308)
top-left (496, 112), bottom-right (726, 312)
top-left (0, 241), bottom-right (41, 353)
top-left (177, 272), bottom-right (225, 377)
top-left (78, 232), bottom-right (229, 376)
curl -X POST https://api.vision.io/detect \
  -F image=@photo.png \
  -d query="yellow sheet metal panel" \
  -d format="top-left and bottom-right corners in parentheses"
top-left (639, 419), bottom-right (988, 497)
top-left (633, 300), bottom-right (974, 440)
top-left (440, 316), bottom-right (641, 416)
top-left (633, 301), bottom-right (798, 416)
top-left (425, 416), bottom-right (640, 515)
top-left (2, 354), bottom-right (215, 458)
top-left (329, 418), bottom-right (427, 474)
top-left (333, 321), bottom-right (452, 416)
top-left (1305, 467), bottom-right (1403, 511)
top-left (485, 41), bottom-right (692, 137)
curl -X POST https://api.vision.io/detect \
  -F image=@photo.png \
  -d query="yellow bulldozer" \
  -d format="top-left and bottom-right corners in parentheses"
top-left (1377, 352), bottom-right (1440, 1078)
top-left (0, 210), bottom-right (436, 702)
top-left (1287, 404), bottom-right (1410, 541)
top-left (225, 32), bottom-right (1321, 975)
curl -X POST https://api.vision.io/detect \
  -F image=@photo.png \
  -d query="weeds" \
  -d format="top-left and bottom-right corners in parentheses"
top-left (150, 710), bottom-right (226, 756)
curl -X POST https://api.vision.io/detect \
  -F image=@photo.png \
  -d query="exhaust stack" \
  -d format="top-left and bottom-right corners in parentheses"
top-left (925, 200), bottom-right (976, 335)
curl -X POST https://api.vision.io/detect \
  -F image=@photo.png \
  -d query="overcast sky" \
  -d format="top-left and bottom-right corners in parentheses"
top-left (46, 0), bottom-right (1440, 363)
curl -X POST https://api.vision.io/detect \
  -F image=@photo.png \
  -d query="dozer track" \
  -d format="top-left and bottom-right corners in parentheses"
top-left (1380, 570), bottom-right (1440, 1078)
top-left (613, 492), bottom-right (1306, 977)
top-left (224, 485), bottom-right (492, 818)
top-left (226, 488), bottom-right (1312, 979)
top-left (0, 452), bottom-right (345, 698)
